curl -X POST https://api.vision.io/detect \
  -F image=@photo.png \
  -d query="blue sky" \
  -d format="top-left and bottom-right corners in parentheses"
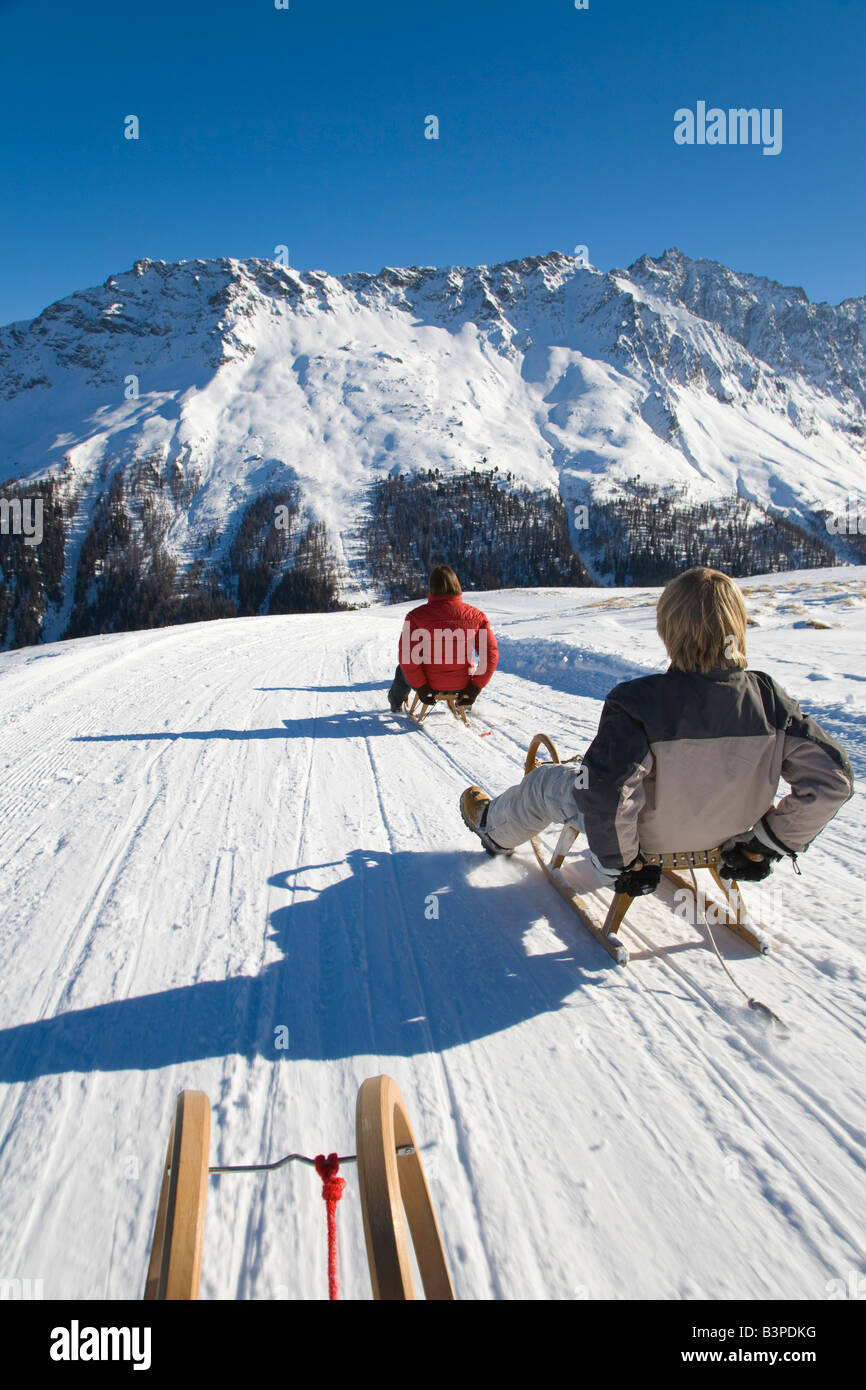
top-left (1, 0), bottom-right (863, 324)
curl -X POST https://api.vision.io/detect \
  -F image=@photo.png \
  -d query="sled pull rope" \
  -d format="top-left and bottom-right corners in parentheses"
top-left (205, 1145), bottom-right (413, 1302)
top-left (314, 1153), bottom-right (346, 1300)
top-left (688, 869), bottom-right (790, 1037)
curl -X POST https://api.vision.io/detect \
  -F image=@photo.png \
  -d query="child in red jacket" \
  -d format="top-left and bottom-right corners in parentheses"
top-left (388, 565), bottom-right (499, 713)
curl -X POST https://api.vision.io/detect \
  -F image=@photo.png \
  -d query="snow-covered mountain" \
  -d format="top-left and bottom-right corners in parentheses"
top-left (1, 249), bottom-right (864, 648)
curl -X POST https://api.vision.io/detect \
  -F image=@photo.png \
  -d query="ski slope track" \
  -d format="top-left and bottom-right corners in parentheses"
top-left (0, 570), bottom-right (864, 1300)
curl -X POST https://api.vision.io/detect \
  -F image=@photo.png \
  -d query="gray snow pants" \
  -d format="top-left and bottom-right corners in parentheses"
top-left (485, 764), bottom-right (586, 851)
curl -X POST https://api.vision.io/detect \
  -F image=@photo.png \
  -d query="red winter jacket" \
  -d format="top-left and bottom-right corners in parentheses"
top-left (398, 595), bottom-right (499, 693)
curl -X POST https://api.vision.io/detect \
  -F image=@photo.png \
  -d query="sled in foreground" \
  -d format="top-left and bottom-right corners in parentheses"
top-left (524, 733), bottom-right (770, 967)
top-left (144, 1076), bottom-right (453, 1301)
top-left (405, 691), bottom-right (469, 725)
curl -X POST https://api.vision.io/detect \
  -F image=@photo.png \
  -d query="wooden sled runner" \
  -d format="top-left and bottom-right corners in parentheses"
top-left (144, 1090), bottom-right (210, 1300)
top-left (356, 1075), bottom-right (454, 1300)
top-left (144, 1076), bottom-right (453, 1300)
top-left (524, 733), bottom-right (769, 966)
top-left (405, 691), bottom-right (469, 726)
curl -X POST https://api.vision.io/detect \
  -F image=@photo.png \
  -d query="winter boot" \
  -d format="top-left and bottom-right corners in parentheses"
top-left (460, 786), bottom-right (513, 856)
top-left (387, 665), bottom-right (412, 713)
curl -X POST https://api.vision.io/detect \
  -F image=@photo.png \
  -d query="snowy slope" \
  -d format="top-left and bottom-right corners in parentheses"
top-left (1, 250), bottom-right (864, 636)
top-left (0, 570), bottom-right (864, 1299)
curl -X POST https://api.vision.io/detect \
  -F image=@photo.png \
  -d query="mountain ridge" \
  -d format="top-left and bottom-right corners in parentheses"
top-left (0, 247), bottom-right (863, 648)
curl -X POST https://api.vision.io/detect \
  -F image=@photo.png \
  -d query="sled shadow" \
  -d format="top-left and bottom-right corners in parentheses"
top-left (273, 711), bottom-right (414, 739)
top-left (0, 849), bottom-right (608, 1081)
top-left (73, 713), bottom-right (412, 744)
top-left (255, 683), bottom-right (384, 693)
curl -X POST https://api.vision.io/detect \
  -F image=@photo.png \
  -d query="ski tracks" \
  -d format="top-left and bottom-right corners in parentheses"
top-left (2, 605), bottom-right (864, 1299)
top-left (613, 922), bottom-right (865, 1287)
top-left (356, 693), bottom-right (512, 1296)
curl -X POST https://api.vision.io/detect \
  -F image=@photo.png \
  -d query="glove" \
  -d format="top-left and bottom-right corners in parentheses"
top-left (456, 681), bottom-right (481, 708)
top-left (612, 859), bottom-right (661, 897)
top-left (416, 683), bottom-right (437, 706)
top-left (719, 835), bottom-right (780, 882)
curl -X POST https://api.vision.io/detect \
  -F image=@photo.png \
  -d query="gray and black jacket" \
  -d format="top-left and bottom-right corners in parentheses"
top-left (575, 667), bottom-right (853, 871)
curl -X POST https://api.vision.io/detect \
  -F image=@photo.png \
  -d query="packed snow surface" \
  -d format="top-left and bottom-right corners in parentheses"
top-left (0, 568), bottom-right (864, 1299)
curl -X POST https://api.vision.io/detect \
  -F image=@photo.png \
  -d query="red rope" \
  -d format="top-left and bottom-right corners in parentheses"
top-left (314, 1152), bottom-right (346, 1300)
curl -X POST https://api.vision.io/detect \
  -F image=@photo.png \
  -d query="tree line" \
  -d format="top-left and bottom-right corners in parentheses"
top-left (2, 458), bottom-right (347, 649)
top-left (0, 460), bottom-right (850, 651)
top-left (588, 481), bottom-right (839, 586)
top-left (365, 468), bottom-right (592, 600)
top-left (0, 477), bottom-right (67, 648)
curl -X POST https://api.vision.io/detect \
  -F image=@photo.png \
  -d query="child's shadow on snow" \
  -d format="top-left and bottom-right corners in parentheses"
top-left (0, 849), bottom-right (607, 1081)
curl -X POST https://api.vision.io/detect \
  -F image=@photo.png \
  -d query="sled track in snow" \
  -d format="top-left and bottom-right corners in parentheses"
top-left (768, 938), bottom-right (866, 1047)
top-left (359, 730), bottom-right (510, 1296)
top-left (614, 914), bottom-right (866, 1253)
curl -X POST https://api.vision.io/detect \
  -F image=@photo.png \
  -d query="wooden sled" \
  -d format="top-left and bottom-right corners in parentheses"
top-left (144, 1077), bottom-right (453, 1301)
top-left (524, 734), bottom-right (769, 966)
top-left (405, 691), bottom-right (468, 726)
